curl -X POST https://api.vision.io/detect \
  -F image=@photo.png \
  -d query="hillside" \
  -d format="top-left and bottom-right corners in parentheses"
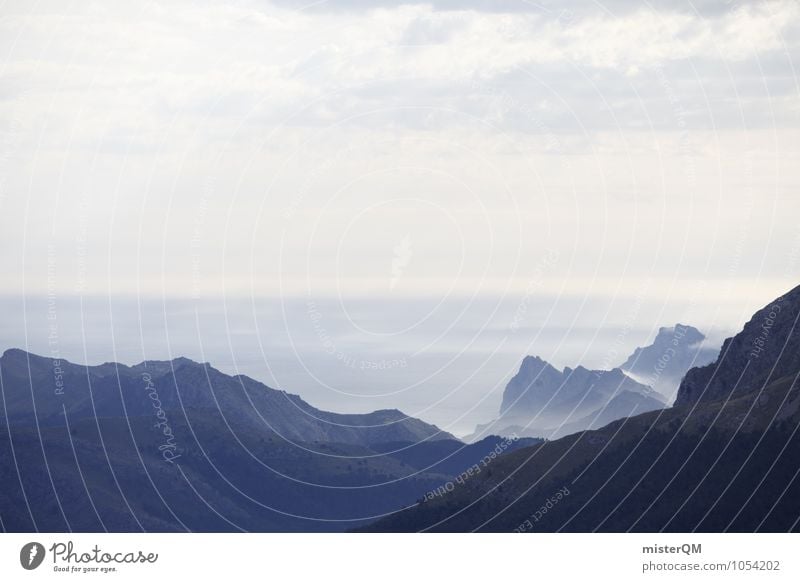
top-left (362, 285), bottom-right (800, 532)
top-left (0, 349), bottom-right (454, 447)
top-left (0, 350), bottom-right (546, 532)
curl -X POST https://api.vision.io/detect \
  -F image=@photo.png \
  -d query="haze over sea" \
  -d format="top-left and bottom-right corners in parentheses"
top-left (2, 0), bottom-right (798, 436)
top-left (0, 288), bottom-right (759, 436)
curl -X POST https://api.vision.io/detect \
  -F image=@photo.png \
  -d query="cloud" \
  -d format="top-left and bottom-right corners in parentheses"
top-left (1, 0), bottom-right (797, 156)
top-left (0, 0), bottom-right (797, 304)
top-left (267, 0), bottom-right (763, 18)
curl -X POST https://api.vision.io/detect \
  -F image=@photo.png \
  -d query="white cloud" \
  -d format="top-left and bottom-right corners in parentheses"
top-left (0, 0), bottom-right (797, 303)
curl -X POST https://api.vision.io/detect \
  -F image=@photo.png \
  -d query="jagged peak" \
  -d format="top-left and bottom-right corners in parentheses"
top-left (654, 323), bottom-right (705, 342)
top-left (675, 284), bottom-right (800, 407)
top-left (519, 354), bottom-right (559, 373)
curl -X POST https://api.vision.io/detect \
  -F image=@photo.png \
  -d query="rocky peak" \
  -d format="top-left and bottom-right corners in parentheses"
top-left (675, 284), bottom-right (800, 407)
top-left (619, 323), bottom-right (718, 401)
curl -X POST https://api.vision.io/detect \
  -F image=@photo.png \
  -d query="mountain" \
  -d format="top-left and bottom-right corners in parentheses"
top-left (0, 415), bottom-right (536, 532)
top-left (500, 359), bottom-right (662, 424)
top-left (676, 290), bottom-right (800, 407)
top-left (620, 324), bottom-right (718, 401)
top-left (466, 323), bottom-right (717, 442)
top-left (465, 422), bottom-right (548, 442)
top-left (0, 411), bottom-right (451, 532)
top-left (0, 349), bottom-right (454, 447)
top-left (466, 357), bottom-right (664, 441)
top-left (363, 285), bottom-right (800, 532)
top-left (544, 389), bottom-right (666, 440)
top-left (370, 435), bottom-right (542, 477)
top-left (0, 349), bottom-right (547, 532)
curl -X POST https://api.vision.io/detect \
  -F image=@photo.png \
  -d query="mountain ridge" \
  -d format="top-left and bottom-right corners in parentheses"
top-left (362, 285), bottom-right (800, 532)
top-left (0, 348), bottom-right (456, 446)
top-left (468, 353), bottom-right (663, 442)
top-left (676, 285), bottom-right (800, 407)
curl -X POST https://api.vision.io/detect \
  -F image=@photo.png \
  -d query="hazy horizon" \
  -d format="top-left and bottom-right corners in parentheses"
top-left (0, 284), bottom-right (782, 436)
top-left (2, 0), bottom-right (799, 435)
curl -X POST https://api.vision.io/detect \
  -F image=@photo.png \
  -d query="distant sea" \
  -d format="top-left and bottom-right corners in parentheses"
top-left (0, 293), bottom-right (730, 436)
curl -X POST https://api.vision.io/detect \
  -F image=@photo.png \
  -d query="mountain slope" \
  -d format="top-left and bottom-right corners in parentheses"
top-left (0, 349), bottom-right (454, 447)
top-left (370, 435), bottom-right (542, 477)
top-left (0, 410), bottom-right (537, 531)
top-left (3, 350), bottom-right (555, 532)
top-left (363, 285), bottom-right (800, 532)
top-left (544, 389), bottom-right (666, 439)
top-left (0, 412), bottom-right (454, 532)
top-left (676, 288), bottom-right (800, 407)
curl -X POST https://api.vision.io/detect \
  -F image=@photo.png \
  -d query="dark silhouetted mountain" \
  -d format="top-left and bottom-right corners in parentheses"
top-left (370, 435), bottom-right (542, 476)
top-left (0, 412), bottom-right (454, 532)
top-left (0, 350), bottom-right (547, 532)
top-left (676, 286), bottom-right (800, 407)
top-left (0, 416), bottom-right (535, 531)
top-left (363, 285), bottom-right (800, 532)
top-left (620, 324), bottom-right (718, 402)
top-left (0, 349), bottom-right (454, 446)
top-left (464, 422), bottom-right (548, 442)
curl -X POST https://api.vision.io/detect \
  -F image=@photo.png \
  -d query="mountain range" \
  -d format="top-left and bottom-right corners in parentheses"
top-left (0, 349), bottom-right (539, 531)
top-left (468, 362), bottom-right (665, 441)
top-left (362, 285), bottom-right (800, 532)
top-left (2, 286), bottom-right (797, 532)
top-left (467, 324), bottom-right (716, 442)
top-left (0, 348), bottom-right (454, 446)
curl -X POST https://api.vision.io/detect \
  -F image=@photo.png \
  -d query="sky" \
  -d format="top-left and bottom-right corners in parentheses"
top-left (1, 0), bottom-right (798, 435)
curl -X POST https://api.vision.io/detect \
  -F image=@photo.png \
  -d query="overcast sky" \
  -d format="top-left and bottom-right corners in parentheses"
top-left (1, 0), bottom-right (798, 432)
